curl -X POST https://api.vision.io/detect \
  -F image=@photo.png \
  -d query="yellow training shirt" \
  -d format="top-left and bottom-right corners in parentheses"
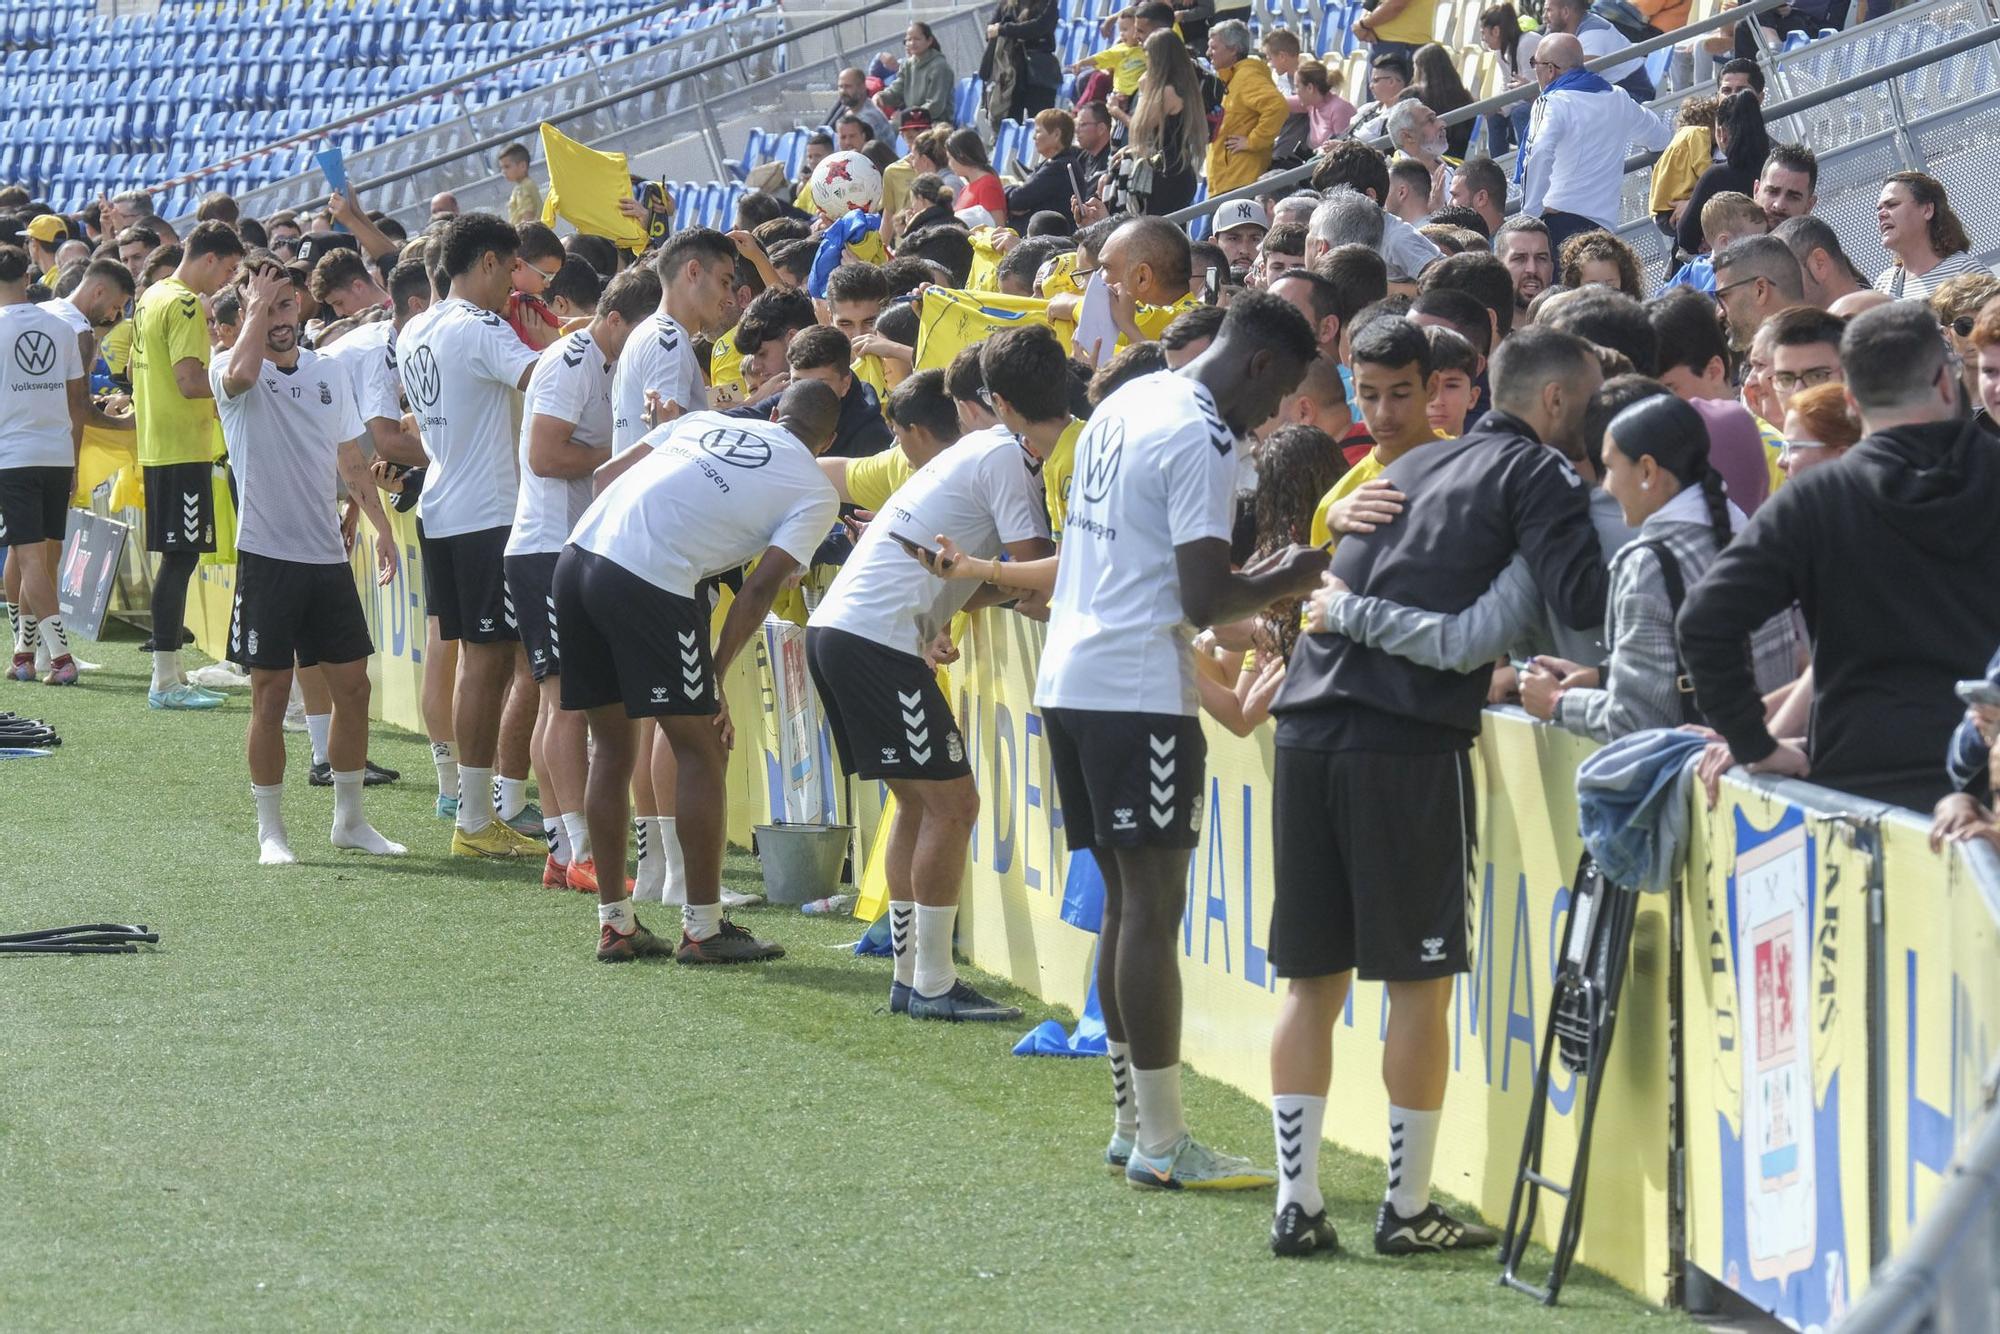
top-left (1041, 418), bottom-right (1085, 539)
top-left (131, 276), bottom-right (218, 467)
top-left (846, 445), bottom-right (916, 511)
top-left (1086, 42), bottom-right (1146, 96)
top-left (1134, 291), bottom-right (1202, 343)
top-left (1308, 449), bottom-right (1388, 550)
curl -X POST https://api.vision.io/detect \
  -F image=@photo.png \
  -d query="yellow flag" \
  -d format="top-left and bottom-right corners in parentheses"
top-left (538, 123), bottom-right (649, 252)
top-left (914, 288), bottom-right (1071, 372)
top-left (854, 791), bottom-right (898, 922)
top-left (965, 226), bottom-right (1016, 293)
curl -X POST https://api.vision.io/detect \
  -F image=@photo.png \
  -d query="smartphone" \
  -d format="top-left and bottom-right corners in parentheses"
top-left (1066, 161), bottom-right (1087, 210)
top-left (1956, 678), bottom-right (2000, 708)
top-left (890, 531), bottom-right (941, 569)
top-left (1203, 263), bottom-right (1221, 306)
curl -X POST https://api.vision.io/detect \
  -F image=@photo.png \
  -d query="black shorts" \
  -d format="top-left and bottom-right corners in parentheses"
top-left (0, 465), bottom-right (72, 546)
top-left (1270, 746), bottom-right (1475, 982)
top-left (227, 550), bottom-right (374, 671)
top-left (143, 462), bottom-right (216, 554)
top-left (1043, 707), bottom-right (1206, 851)
top-left (554, 547), bottom-right (716, 718)
top-left (420, 525), bottom-right (518, 644)
top-left (504, 551), bottom-right (562, 681)
top-left (807, 625), bottom-right (969, 782)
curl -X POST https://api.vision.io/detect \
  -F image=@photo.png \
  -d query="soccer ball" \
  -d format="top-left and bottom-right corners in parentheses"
top-left (810, 150), bottom-right (882, 218)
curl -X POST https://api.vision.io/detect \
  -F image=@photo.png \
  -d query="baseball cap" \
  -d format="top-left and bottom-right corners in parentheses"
top-left (25, 214), bottom-right (66, 245)
top-left (1212, 199), bottom-right (1269, 234)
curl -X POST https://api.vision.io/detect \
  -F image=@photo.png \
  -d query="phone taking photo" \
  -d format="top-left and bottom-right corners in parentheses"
top-left (1956, 678), bottom-right (2000, 709)
top-left (891, 531), bottom-right (941, 570)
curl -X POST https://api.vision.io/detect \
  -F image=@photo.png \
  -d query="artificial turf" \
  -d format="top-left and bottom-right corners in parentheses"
top-left (0, 628), bottom-right (1679, 1331)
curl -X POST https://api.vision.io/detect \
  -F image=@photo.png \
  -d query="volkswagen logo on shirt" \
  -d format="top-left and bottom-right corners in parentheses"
top-left (698, 427), bottom-right (772, 468)
top-left (1078, 419), bottom-right (1124, 504)
top-left (405, 345), bottom-right (442, 408)
top-left (13, 329), bottom-right (55, 377)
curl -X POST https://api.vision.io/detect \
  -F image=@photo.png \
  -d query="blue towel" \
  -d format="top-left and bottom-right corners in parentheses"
top-left (1059, 849), bottom-right (1104, 934)
top-left (1013, 966), bottom-right (1108, 1058)
top-left (852, 911), bottom-right (893, 957)
top-left (1576, 728), bottom-right (1709, 893)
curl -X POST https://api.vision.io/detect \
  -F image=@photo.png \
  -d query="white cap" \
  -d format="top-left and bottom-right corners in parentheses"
top-left (1211, 199), bottom-right (1270, 234)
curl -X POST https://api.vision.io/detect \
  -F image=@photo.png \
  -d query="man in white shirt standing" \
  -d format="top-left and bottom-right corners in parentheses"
top-left (806, 326), bottom-right (1060, 1022)
top-left (397, 213), bottom-right (542, 860)
top-left (213, 263), bottom-right (403, 865)
top-left (0, 245), bottom-right (86, 685)
top-left (609, 225), bottom-right (741, 906)
top-left (503, 264), bottom-right (661, 894)
top-left (1035, 291), bottom-right (1328, 1189)
top-left (562, 381), bottom-right (842, 964)
top-left (1541, 0), bottom-right (1651, 99)
top-left (1518, 35), bottom-right (1671, 250)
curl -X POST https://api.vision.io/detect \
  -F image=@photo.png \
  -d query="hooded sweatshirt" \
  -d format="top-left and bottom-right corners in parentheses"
top-left (1678, 416), bottom-right (2000, 811)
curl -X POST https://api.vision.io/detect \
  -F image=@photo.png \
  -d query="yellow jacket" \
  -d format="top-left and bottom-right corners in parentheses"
top-left (1204, 57), bottom-right (1289, 197)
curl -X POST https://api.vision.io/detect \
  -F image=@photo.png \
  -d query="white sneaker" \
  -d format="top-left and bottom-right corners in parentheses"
top-left (719, 888), bottom-right (765, 909)
top-left (282, 700), bottom-right (307, 732)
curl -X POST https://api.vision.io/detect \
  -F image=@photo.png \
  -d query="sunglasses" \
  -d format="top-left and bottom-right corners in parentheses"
top-left (1952, 315), bottom-right (1977, 337)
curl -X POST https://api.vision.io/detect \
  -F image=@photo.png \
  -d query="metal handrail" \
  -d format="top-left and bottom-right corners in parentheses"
top-left (1164, 0), bottom-right (1794, 225)
top-left (347, 0), bottom-right (905, 196)
top-left (148, 0), bottom-right (714, 194)
top-left (1611, 19), bottom-right (2000, 176)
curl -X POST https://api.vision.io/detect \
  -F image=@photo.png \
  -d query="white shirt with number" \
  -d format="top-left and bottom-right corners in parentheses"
top-left (611, 310), bottom-right (706, 449)
top-left (397, 297), bottom-right (538, 538)
top-left (210, 347), bottom-right (364, 565)
top-left (1035, 371), bottom-right (1239, 716)
top-left (569, 411), bottom-right (838, 599)
top-left (0, 301), bottom-right (83, 470)
top-left (812, 426), bottom-right (1048, 659)
top-left (315, 316), bottom-right (401, 429)
top-left (506, 328), bottom-right (615, 557)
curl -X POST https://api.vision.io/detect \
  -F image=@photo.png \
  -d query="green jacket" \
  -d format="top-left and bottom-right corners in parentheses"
top-left (877, 48), bottom-right (957, 124)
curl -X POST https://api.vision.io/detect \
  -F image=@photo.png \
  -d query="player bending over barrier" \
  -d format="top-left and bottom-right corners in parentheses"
top-left (216, 261), bottom-right (405, 864)
top-left (560, 381), bottom-right (842, 963)
top-left (805, 325), bottom-right (1062, 1021)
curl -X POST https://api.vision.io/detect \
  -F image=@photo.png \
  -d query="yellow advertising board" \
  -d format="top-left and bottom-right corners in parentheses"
top-left (1678, 783), bottom-right (1876, 1327)
top-left (1879, 810), bottom-right (2000, 1256)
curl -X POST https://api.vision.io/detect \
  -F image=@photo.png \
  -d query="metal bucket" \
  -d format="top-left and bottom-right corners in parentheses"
top-left (753, 823), bottom-right (853, 905)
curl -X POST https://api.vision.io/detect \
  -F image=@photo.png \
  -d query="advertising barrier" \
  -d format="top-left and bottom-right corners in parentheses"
top-left (175, 538), bottom-right (2000, 1316)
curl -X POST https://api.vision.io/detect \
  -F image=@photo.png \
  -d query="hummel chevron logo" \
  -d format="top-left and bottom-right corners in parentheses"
top-left (1149, 734), bottom-right (1175, 757)
top-left (1149, 781), bottom-right (1173, 805)
top-left (1150, 805), bottom-right (1174, 828)
top-left (561, 333), bottom-right (588, 369)
top-left (1278, 1125), bottom-right (1302, 1142)
top-left (182, 491), bottom-right (202, 543)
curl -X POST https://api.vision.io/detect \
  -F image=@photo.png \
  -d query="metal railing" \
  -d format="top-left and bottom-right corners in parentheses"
top-left (151, 0), bottom-right (728, 200)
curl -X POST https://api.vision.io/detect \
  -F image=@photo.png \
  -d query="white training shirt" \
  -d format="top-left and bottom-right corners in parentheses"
top-left (38, 296), bottom-right (89, 339)
top-left (611, 310), bottom-right (706, 448)
top-left (397, 296), bottom-right (538, 539)
top-left (569, 411), bottom-right (838, 598)
top-left (811, 426), bottom-right (1048, 659)
top-left (0, 301), bottom-right (83, 470)
top-left (506, 328), bottom-right (616, 557)
top-left (210, 346), bottom-right (365, 565)
top-left (315, 316), bottom-right (401, 428)
top-left (1034, 372), bottom-right (1240, 717)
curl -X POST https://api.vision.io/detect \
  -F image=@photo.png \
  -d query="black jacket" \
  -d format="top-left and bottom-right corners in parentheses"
top-left (1273, 411), bottom-right (1609, 749)
top-left (1679, 415), bottom-right (2000, 811)
top-left (1005, 147), bottom-right (1083, 232)
top-left (731, 378), bottom-right (892, 460)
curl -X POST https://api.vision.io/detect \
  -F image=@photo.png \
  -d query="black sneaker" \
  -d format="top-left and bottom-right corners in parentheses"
top-left (308, 761), bottom-right (395, 787)
top-left (1271, 1202), bottom-right (1340, 1257)
top-left (1373, 1201), bottom-right (1499, 1255)
top-left (675, 918), bottom-right (786, 965)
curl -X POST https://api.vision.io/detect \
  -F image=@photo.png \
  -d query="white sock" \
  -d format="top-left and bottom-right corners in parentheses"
top-left (37, 614), bottom-right (68, 662)
top-left (561, 811), bottom-right (591, 862)
top-left (1274, 1094), bottom-right (1327, 1215)
top-left (457, 764), bottom-right (496, 833)
top-left (1108, 1039), bottom-right (1138, 1139)
top-left (1386, 1104), bottom-right (1442, 1218)
top-left (5, 601), bottom-right (18, 651)
top-left (631, 817), bottom-right (664, 902)
top-left (431, 741), bottom-right (458, 800)
top-left (494, 774), bottom-right (527, 821)
top-left (252, 781), bottom-right (295, 865)
top-left (17, 612), bottom-right (37, 657)
top-left (888, 900), bottom-right (916, 988)
top-left (304, 713), bottom-right (332, 767)
top-left (682, 900), bottom-right (722, 942)
top-left (545, 816), bottom-right (567, 864)
top-left (912, 903), bottom-right (957, 999)
top-left (1133, 1065), bottom-right (1188, 1157)
top-left (657, 816), bottom-right (686, 905)
top-left (151, 650), bottom-right (180, 693)
top-left (598, 896), bottom-right (634, 935)
top-left (330, 770), bottom-right (407, 856)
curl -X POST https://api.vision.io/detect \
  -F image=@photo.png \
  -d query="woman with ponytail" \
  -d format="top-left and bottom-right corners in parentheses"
top-left (1520, 392), bottom-right (1797, 739)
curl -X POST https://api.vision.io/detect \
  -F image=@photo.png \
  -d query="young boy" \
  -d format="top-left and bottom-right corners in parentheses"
top-left (1423, 324), bottom-right (1480, 438)
top-left (1073, 8), bottom-right (1146, 100)
top-left (499, 143), bottom-right (542, 227)
top-left (823, 262), bottom-right (893, 409)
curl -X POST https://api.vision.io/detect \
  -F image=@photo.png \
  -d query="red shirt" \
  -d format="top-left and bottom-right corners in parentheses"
top-left (953, 172), bottom-right (1006, 221)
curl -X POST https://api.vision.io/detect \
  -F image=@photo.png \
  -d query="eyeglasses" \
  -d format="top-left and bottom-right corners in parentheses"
top-left (1530, 58), bottom-right (1560, 71)
top-left (1778, 438), bottom-right (1829, 455)
top-left (1953, 314), bottom-right (1978, 337)
top-left (1713, 276), bottom-right (1761, 297)
top-left (1770, 366), bottom-right (1839, 393)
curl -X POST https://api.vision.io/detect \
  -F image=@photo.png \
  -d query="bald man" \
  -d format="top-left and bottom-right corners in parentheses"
top-left (559, 380), bottom-right (842, 964)
top-left (1518, 33), bottom-right (1671, 248)
top-left (430, 191), bottom-right (460, 218)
